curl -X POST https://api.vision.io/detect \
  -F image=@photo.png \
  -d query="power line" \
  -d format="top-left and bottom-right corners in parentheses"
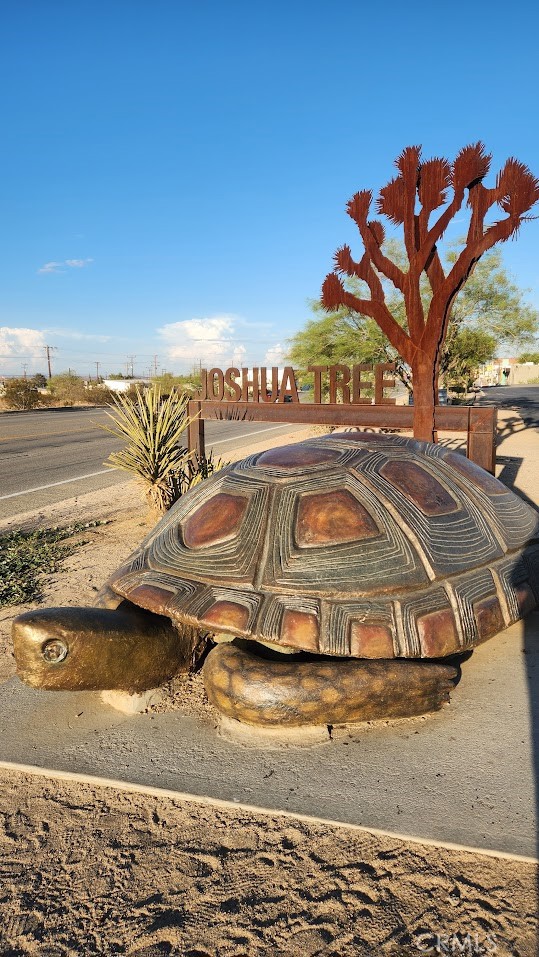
top-left (0, 338), bottom-right (281, 361)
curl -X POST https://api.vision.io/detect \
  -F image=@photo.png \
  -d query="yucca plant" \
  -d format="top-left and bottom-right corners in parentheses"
top-left (102, 387), bottom-right (222, 515)
top-left (166, 448), bottom-right (223, 501)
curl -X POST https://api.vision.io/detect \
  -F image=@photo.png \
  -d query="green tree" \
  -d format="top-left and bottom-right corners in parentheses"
top-left (151, 371), bottom-right (202, 394)
top-left (287, 300), bottom-right (403, 397)
top-left (439, 247), bottom-right (536, 389)
top-left (518, 350), bottom-right (539, 363)
top-left (47, 371), bottom-right (88, 405)
top-left (442, 328), bottom-right (497, 392)
top-left (2, 378), bottom-right (41, 410)
top-left (444, 248), bottom-right (538, 347)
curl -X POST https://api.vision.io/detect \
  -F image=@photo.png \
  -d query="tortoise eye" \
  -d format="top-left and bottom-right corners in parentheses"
top-left (41, 639), bottom-right (68, 663)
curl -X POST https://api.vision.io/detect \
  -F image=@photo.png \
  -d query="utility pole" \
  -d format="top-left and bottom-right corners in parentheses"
top-left (127, 354), bottom-right (136, 378)
top-left (44, 344), bottom-right (56, 380)
top-left (22, 363), bottom-right (27, 379)
top-left (153, 354), bottom-right (159, 377)
top-left (95, 361), bottom-right (100, 382)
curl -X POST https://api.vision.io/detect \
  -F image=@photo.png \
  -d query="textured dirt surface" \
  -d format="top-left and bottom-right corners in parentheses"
top-left (1, 421), bottom-right (538, 955)
top-left (0, 769), bottom-right (537, 957)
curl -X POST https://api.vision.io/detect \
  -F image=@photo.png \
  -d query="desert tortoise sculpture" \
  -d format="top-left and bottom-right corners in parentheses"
top-left (13, 433), bottom-right (539, 727)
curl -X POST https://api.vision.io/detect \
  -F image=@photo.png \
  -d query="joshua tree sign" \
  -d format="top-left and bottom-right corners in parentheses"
top-left (322, 144), bottom-right (539, 441)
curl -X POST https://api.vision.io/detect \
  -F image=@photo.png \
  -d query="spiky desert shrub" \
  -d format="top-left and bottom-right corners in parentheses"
top-left (102, 387), bottom-right (222, 514)
top-left (166, 449), bottom-right (223, 500)
top-left (2, 378), bottom-right (41, 410)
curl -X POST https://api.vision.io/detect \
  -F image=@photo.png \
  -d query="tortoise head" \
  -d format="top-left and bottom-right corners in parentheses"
top-left (12, 605), bottom-right (193, 693)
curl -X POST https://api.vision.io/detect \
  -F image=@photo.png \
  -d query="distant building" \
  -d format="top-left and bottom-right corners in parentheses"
top-left (477, 360), bottom-right (539, 386)
top-left (102, 378), bottom-right (151, 393)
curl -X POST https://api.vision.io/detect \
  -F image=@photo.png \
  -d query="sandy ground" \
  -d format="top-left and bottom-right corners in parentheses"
top-left (0, 768), bottom-right (536, 957)
top-left (1, 424), bottom-right (538, 956)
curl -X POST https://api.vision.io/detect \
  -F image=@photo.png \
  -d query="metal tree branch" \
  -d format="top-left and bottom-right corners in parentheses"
top-left (321, 274), bottom-right (413, 362)
top-left (423, 247), bottom-right (446, 295)
top-left (347, 192), bottom-right (406, 292)
top-left (321, 143), bottom-right (539, 442)
top-left (398, 146), bottom-right (422, 262)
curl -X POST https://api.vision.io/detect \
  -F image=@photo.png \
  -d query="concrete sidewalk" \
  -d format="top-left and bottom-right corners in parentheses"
top-left (1, 410), bottom-right (538, 861)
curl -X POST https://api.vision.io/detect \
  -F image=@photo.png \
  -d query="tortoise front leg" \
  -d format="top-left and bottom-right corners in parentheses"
top-left (202, 642), bottom-right (458, 727)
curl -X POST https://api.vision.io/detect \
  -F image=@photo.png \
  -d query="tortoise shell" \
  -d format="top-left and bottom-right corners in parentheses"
top-left (108, 433), bottom-right (539, 659)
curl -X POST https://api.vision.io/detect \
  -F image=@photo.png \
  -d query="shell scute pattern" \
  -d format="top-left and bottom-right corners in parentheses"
top-left (333, 445), bottom-right (505, 578)
top-left (264, 472), bottom-right (429, 596)
top-left (418, 444), bottom-right (539, 551)
top-left (150, 471), bottom-right (271, 587)
top-left (109, 434), bottom-right (539, 659)
top-left (295, 488), bottom-right (380, 547)
top-left (182, 491), bottom-right (249, 549)
top-left (378, 459), bottom-right (459, 516)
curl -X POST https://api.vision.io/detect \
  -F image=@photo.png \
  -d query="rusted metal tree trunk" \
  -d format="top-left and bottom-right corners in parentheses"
top-left (321, 145), bottom-right (539, 442)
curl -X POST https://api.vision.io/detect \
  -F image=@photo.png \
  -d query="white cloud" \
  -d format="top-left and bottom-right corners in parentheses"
top-left (38, 258), bottom-right (93, 274)
top-left (231, 343), bottom-right (247, 366)
top-left (265, 342), bottom-right (286, 365)
top-left (158, 315), bottom-right (248, 368)
top-left (0, 327), bottom-right (46, 370)
top-left (65, 258), bottom-right (94, 268)
top-left (45, 327), bottom-right (110, 343)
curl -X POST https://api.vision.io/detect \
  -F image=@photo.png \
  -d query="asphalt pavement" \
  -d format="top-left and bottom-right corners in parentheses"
top-left (0, 407), bottom-right (306, 520)
top-left (477, 384), bottom-right (539, 428)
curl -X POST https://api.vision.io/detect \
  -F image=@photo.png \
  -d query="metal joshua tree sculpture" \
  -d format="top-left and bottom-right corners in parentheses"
top-left (321, 144), bottom-right (539, 441)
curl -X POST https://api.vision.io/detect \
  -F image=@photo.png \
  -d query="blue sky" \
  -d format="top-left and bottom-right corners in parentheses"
top-left (1, 0), bottom-right (538, 378)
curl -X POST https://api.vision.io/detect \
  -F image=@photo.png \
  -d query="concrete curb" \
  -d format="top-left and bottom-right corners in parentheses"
top-left (2, 759), bottom-right (536, 865)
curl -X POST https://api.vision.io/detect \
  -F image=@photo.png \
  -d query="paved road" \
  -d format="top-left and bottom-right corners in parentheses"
top-left (0, 408), bottom-right (306, 520)
top-left (3, 388), bottom-right (536, 522)
top-left (477, 385), bottom-right (539, 429)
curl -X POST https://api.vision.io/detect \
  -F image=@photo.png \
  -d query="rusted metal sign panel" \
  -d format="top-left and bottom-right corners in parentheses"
top-left (187, 396), bottom-right (497, 473)
top-left (196, 363), bottom-right (397, 406)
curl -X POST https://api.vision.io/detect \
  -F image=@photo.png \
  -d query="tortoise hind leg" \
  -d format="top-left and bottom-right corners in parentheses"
top-left (202, 642), bottom-right (458, 728)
